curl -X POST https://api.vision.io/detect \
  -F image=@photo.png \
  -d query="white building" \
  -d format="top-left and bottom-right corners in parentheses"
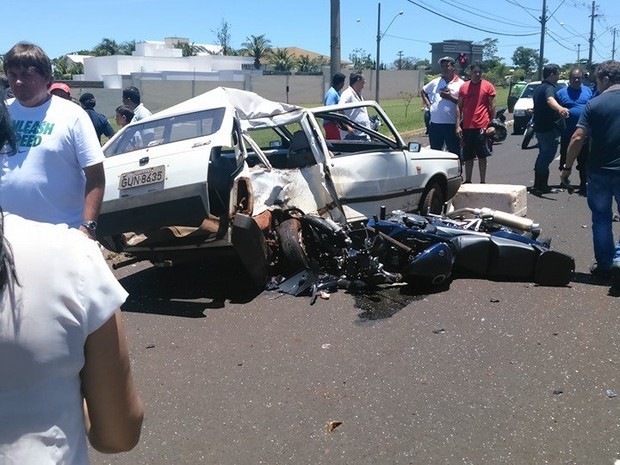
top-left (78, 38), bottom-right (255, 89)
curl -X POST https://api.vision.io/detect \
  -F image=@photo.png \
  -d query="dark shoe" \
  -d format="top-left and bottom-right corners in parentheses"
top-left (578, 185), bottom-right (587, 196)
top-left (590, 263), bottom-right (612, 279)
top-left (612, 264), bottom-right (620, 288)
top-left (530, 186), bottom-right (561, 195)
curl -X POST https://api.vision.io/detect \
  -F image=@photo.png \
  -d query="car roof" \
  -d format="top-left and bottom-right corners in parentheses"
top-left (132, 87), bottom-right (308, 131)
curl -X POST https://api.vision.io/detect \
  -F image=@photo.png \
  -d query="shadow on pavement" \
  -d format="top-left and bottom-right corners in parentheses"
top-left (119, 258), bottom-right (262, 318)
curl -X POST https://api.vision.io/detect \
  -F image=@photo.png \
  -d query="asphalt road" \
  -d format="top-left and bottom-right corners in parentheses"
top-left (91, 131), bottom-right (620, 465)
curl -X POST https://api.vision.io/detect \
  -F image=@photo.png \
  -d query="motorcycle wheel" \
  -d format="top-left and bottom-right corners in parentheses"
top-left (521, 126), bottom-right (535, 149)
top-left (276, 218), bottom-right (309, 277)
top-left (419, 182), bottom-right (445, 216)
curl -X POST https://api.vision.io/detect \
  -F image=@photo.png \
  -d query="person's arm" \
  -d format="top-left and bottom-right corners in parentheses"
top-left (81, 310), bottom-right (144, 453)
top-left (547, 95), bottom-right (569, 118)
top-left (420, 89), bottom-right (431, 108)
top-left (81, 162), bottom-right (105, 239)
top-left (488, 94), bottom-right (496, 122)
top-left (560, 127), bottom-right (586, 182)
top-left (455, 95), bottom-right (463, 138)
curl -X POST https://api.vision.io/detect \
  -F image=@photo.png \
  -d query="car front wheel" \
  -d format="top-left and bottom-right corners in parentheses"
top-left (276, 218), bottom-right (309, 277)
top-left (419, 182), bottom-right (445, 215)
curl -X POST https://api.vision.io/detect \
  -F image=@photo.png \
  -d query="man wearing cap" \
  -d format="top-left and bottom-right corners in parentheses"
top-left (421, 56), bottom-right (464, 158)
top-left (1, 42), bottom-right (105, 239)
top-left (80, 92), bottom-right (115, 144)
top-left (49, 82), bottom-right (72, 100)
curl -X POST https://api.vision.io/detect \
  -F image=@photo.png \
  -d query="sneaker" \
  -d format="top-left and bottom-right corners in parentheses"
top-left (612, 264), bottom-right (620, 287)
top-left (590, 263), bottom-right (612, 279)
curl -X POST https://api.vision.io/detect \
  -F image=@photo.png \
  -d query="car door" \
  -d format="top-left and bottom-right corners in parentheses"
top-left (329, 143), bottom-right (410, 223)
top-left (99, 107), bottom-right (232, 235)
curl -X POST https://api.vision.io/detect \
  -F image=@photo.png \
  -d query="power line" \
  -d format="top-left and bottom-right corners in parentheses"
top-left (441, 0), bottom-right (536, 29)
top-left (406, 0), bottom-right (540, 37)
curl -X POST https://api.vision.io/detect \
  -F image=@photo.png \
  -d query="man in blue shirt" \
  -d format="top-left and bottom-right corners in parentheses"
top-left (562, 60), bottom-right (620, 287)
top-left (79, 93), bottom-right (115, 144)
top-left (323, 73), bottom-right (345, 139)
top-left (556, 68), bottom-right (593, 194)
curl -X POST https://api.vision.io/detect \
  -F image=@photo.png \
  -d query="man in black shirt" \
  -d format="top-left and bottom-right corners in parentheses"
top-left (531, 64), bottom-right (569, 194)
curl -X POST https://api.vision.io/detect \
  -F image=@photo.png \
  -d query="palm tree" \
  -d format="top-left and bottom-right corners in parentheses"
top-left (173, 42), bottom-right (207, 57)
top-left (118, 40), bottom-right (136, 56)
top-left (269, 48), bottom-right (295, 73)
top-left (297, 55), bottom-right (313, 73)
top-left (240, 34), bottom-right (272, 70)
top-left (92, 38), bottom-right (120, 56)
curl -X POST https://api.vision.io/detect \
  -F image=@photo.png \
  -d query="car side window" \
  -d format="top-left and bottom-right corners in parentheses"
top-left (104, 108), bottom-right (226, 157)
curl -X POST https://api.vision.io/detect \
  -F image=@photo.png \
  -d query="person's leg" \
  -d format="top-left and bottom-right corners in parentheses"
top-left (428, 123), bottom-right (444, 151)
top-left (479, 157), bottom-right (487, 183)
top-left (576, 142), bottom-right (589, 194)
top-left (461, 130), bottom-right (475, 182)
top-left (559, 133), bottom-right (569, 171)
top-left (611, 174), bottom-right (620, 268)
top-left (587, 171), bottom-right (615, 272)
top-left (533, 131), bottom-right (560, 189)
top-left (464, 160), bottom-right (474, 183)
top-left (442, 124), bottom-right (462, 159)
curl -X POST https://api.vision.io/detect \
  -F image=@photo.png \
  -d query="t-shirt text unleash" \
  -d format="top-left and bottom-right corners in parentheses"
top-left (12, 120), bottom-right (55, 147)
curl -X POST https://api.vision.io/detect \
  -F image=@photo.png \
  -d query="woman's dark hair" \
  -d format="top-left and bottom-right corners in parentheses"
top-left (0, 93), bottom-right (16, 155)
top-left (0, 98), bottom-right (19, 291)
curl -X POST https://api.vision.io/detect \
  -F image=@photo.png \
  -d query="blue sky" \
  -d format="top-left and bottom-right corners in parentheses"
top-left (2, 0), bottom-right (620, 67)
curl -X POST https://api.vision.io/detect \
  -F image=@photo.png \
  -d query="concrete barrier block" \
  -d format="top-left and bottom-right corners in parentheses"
top-left (451, 183), bottom-right (527, 217)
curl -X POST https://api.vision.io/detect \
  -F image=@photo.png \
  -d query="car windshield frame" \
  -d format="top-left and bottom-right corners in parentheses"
top-left (104, 107), bottom-right (227, 157)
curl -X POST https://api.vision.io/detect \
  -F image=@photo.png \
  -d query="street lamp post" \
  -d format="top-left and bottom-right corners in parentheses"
top-left (375, 3), bottom-right (403, 102)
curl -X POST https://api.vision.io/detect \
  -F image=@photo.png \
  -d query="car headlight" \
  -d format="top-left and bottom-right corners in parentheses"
top-left (514, 109), bottom-right (525, 117)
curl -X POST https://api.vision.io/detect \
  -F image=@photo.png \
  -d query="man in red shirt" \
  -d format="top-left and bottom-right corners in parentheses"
top-left (456, 63), bottom-right (497, 183)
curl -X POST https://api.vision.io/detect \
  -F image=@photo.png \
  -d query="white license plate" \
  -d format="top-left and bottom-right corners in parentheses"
top-left (119, 165), bottom-right (165, 190)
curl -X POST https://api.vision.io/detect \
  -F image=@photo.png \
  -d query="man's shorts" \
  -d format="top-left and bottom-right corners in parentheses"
top-left (461, 128), bottom-right (493, 161)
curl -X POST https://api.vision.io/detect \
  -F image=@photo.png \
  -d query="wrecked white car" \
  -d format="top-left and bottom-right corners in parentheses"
top-left (98, 87), bottom-right (461, 284)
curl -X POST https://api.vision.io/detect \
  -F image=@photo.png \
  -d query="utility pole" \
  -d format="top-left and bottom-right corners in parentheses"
top-left (588, 0), bottom-right (597, 69)
top-left (613, 28), bottom-right (617, 60)
top-left (577, 43), bottom-right (581, 62)
top-left (538, 0), bottom-right (547, 80)
top-left (330, 0), bottom-right (341, 81)
top-left (375, 2), bottom-right (382, 102)
top-left (397, 50), bottom-right (403, 70)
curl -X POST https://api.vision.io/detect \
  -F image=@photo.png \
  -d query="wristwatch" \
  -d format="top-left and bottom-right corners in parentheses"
top-left (81, 220), bottom-right (97, 231)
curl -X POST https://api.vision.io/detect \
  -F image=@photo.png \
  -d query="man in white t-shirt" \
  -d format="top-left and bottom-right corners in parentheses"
top-left (422, 56), bottom-right (464, 158)
top-left (1, 42), bottom-right (105, 239)
top-left (340, 72), bottom-right (372, 140)
top-left (122, 86), bottom-right (152, 122)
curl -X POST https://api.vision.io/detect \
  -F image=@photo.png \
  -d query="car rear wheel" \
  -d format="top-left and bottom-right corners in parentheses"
top-left (419, 182), bottom-right (445, 216)
top-left (276, 218), bottom-right (309, 277)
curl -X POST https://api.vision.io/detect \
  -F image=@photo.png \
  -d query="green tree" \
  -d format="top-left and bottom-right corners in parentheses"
top-left (92, 38), bottom-right (120, 56)
top-left (214, 19), bottom-right (233, 55)
top-left (512, 47), bottom-right (539, 76)
top-left (413, 58), bottom-right (431, 70)
top-left (118, 40), bottom-right (136, 56)
top-left (296, 55), bottom-right (325, 73)
top-left (241, 34), bottom-right (272, 70)
top-left (481, 38), bottom-right (501, 63)
top-left (348, 48), bottom-right (375, 70)
top-left (269, 48), bottom-right (295, 72)
top-left (174, 42), bottom-right (207, 57)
